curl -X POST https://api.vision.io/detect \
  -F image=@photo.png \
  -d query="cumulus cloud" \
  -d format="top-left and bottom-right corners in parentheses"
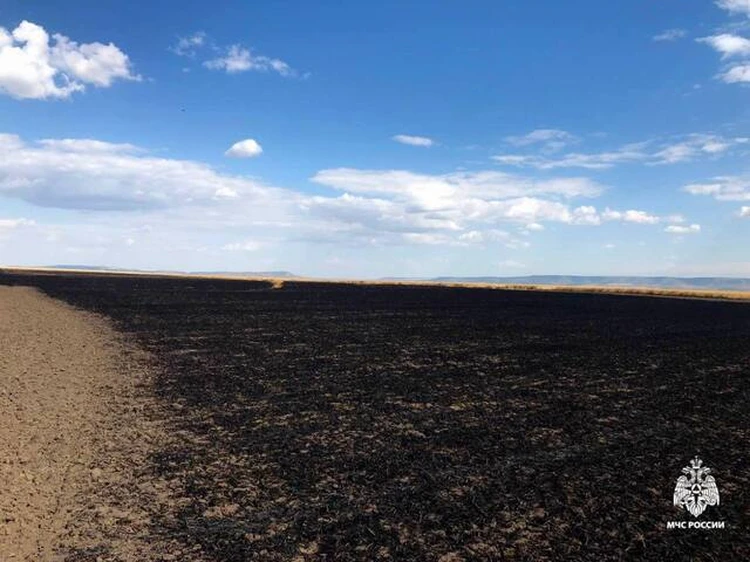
top-left (49, 34), bottom-right (137, 87)
top-left (493, 134), bottom-right (736, 169)
top-left (204, 45), bottom-right (295, 76)
top-left (721, 64), bottom-right (750, 82)
top-left (601, 208), bottom-right (660, 224)
top-left (699, 34), bottom-right (750, 58)
top-left (700, 4), bottom-right (750, 82)
top-left (665, 224), bottom-right (701, 234)
top-left (654, 29), bottom-right (687, 42)
top-left (392, 134), bottom-right (434, 147)
top-left (699, 34), bottom-right (750, 83)
top-left (0, 20), bottom-right (138, 100)
top-left (308, 168), bottom-right (681, 239)
top-left (0, 132), bottom-right (694, 255)
top-left (739, 206), bottom-right (750, 217)
top-left (225, 139), bottom-right (263, 158)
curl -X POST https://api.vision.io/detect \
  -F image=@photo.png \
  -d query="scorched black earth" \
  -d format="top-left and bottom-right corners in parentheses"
top-left (2, 271), bottom-right (749, 561)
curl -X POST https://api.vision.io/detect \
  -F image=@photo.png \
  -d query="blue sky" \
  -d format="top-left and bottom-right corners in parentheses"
top-left (0, 0), bottom-right (749, 278)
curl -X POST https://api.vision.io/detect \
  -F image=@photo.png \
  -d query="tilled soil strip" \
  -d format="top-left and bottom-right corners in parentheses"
top-left (0, 286), bottom-right (174, 561)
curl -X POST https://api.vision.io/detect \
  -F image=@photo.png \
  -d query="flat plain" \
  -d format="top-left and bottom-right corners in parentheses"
top-left (1, 270), bottom-right (749, 561)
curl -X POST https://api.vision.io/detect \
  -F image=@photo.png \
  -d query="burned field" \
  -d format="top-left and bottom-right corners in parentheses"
top-left (2, 272), bottom-right (749, 561)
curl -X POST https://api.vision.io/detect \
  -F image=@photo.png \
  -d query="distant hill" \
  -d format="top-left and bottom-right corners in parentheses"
top-left (21, 268), bottom-right (750, 291)
top-left (428, 275), bottom-right (750, 292)
top-left (48, 264), bottom-right (124, 271)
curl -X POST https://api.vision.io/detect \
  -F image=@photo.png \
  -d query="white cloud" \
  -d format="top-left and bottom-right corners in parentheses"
top-left (402, 232), bottom-right (456, 245)
top-left (308, 168), bottom-right (682, 240)
top-left (505, 129), bottom-right (577, 152)
top-left (492, 155), bottom-right (536, 166)
top-left (0, 133), bottom-right (285, 210)
top-left (213, 186), bottom-right (239, 200)
top-left (699, 5), bottom-right (750, 84)
top-left (652, 134), bottom-right (731, 164)
top-left (716, 0), bottom-right (750, 16)
top-left (204, 45), bottom-right (295, 76)
top-left (50, 34), bottom-right (137, 87)
top-left (601, 208), bottom-right (660, 224)
top-left (0, 132), bottom-right (694, 257)
top-left (0, 20), bottom-right (138, 100)
top-left (477, 198), bottom-right (569, 224)
top-left (493, 147), bottom-right (644, 170)
top-left (665, 224), bottom-right (701, 234)
top-left (493, 134), bottom-right (735, 169)
top-left (720, 64), bottom-right (750, 82)
top-left (739, 206), bottom-right (750, 217)
top-left (392, 134), bottom-right (434, 147)
top-left (225, 139), bottom-right (263, 158)
top-left (457, 230), bottom-right (485, 243)
top-left (38, 138), bottom-right (141, 153)
top-left (699, 34), bottom-right (750, 58)
top-left (684, 176), bottom-right (750, 201)
top-left (304, 192), bottom-right (461, 234)
top-left (171, 32), bottom-right (300, 77)
top-left (654, 29), bottom-right (687, 42)
top-left (312, 169), bottom-right (602, 209)
top-left (506, 129), bottom-right (576, 146)
top-left (170, 32), bottom-right (206, 57)
top-left (569, 205), bottom-right (599, 225)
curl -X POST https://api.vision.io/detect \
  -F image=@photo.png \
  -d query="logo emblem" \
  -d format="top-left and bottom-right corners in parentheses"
top-left (673, 457), bottom-right (720, 518)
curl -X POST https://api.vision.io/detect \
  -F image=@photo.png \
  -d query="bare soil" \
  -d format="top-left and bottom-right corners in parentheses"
top-left (0, 286), bottom-right (173, 561)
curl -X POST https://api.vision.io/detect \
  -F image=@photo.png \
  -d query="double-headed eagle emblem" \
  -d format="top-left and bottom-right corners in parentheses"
top-left (673, 456), bottom-right (720, 518)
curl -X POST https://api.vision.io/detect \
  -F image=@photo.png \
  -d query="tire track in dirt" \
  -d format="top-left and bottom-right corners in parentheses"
top-left (0, 286), bottom-right (178, 561)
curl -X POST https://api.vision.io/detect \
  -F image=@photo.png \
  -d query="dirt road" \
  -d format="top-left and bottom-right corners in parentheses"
top-left (0, 286), bottom-right (169, 561)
